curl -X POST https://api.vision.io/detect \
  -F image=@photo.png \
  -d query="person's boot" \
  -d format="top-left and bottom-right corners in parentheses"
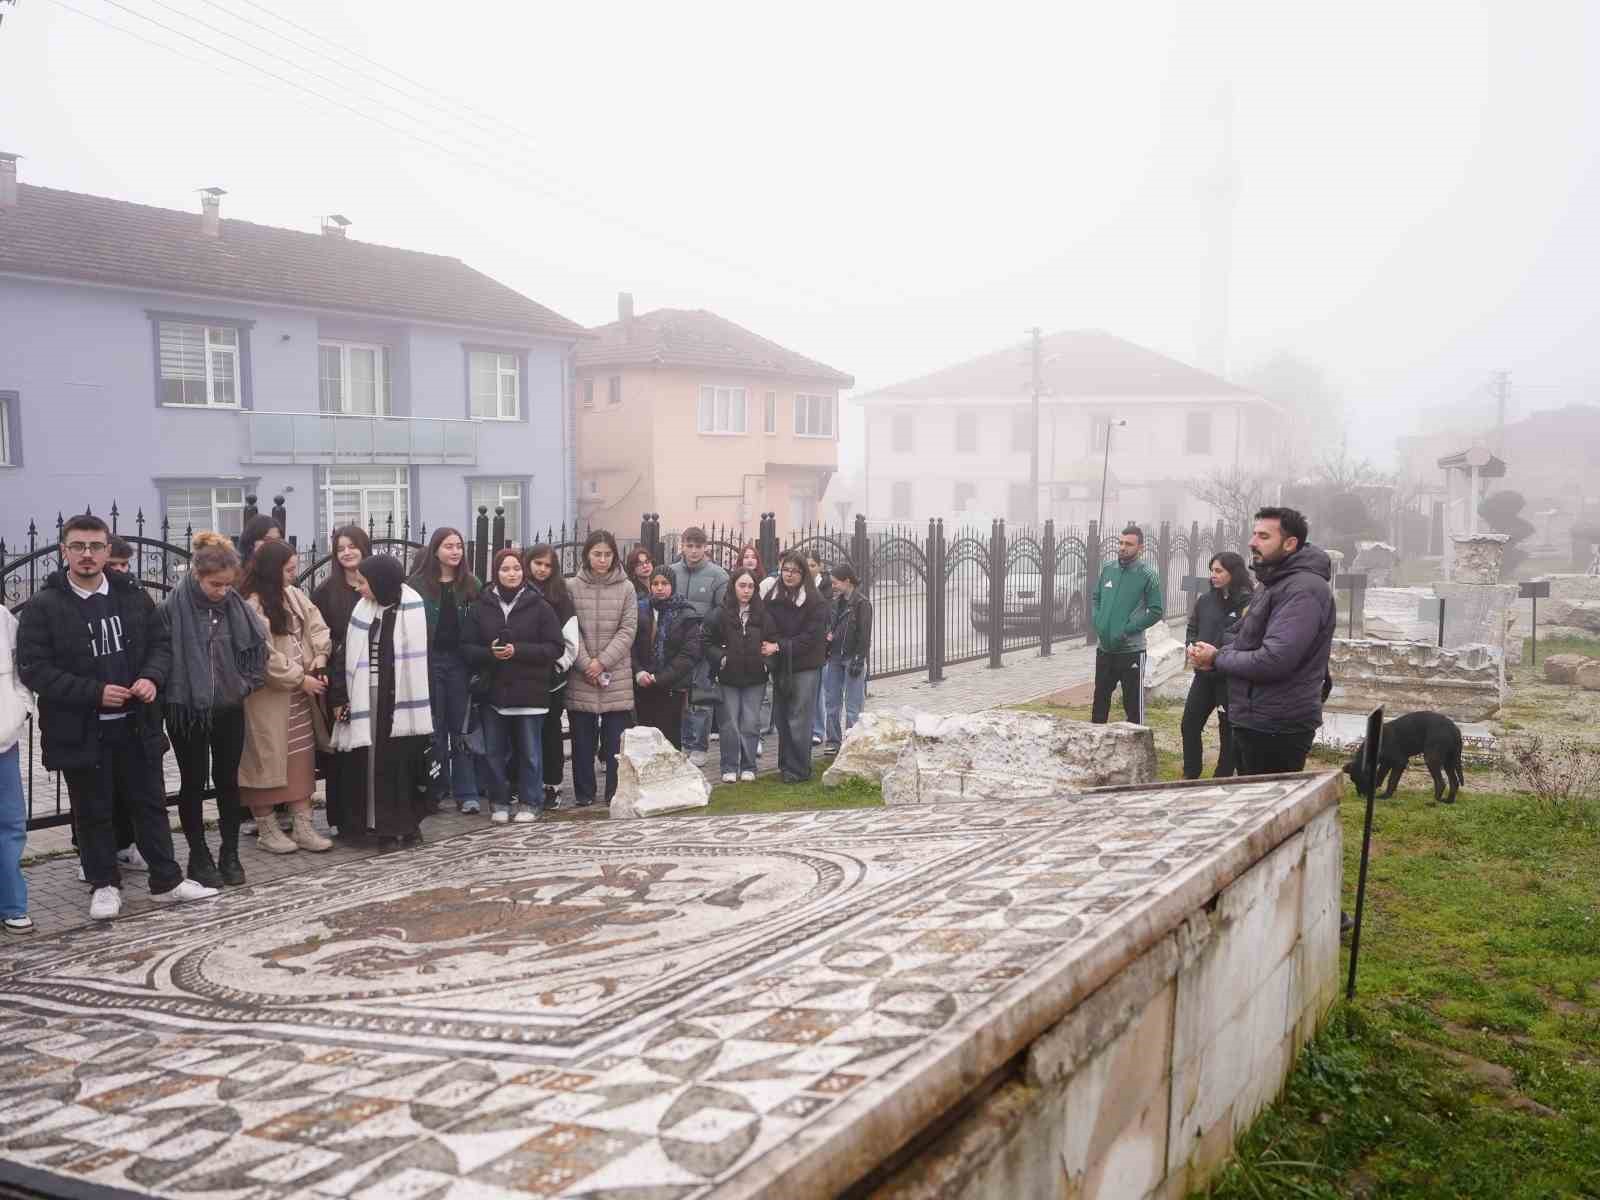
top-left (217, 841), bottom-right (246, 886)
top-left (290, 811), bottom-right (332, 853)
top-left (186, 843), bottom-right (224, 889)
top-left (256, 817), bottom-right (298, 855)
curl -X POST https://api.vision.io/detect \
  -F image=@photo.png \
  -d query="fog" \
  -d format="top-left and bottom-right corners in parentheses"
top-left (6, 0), bottom-right (1598, 470)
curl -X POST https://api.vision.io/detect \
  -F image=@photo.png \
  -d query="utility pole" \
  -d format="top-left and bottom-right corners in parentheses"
top-left (1029, 327), bottom-right (1043, 526)
top-left (1491, 369), bottom-right (1511, 453)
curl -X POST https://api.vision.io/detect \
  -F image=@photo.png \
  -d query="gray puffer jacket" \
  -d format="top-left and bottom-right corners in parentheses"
top-left (566, 563), bottom-right (638, 714)
top-left (1213, 543), bottom-right (1337, 734)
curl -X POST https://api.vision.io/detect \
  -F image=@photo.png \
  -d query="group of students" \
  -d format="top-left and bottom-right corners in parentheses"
top-left (0, 516), bottom-right (873, 931)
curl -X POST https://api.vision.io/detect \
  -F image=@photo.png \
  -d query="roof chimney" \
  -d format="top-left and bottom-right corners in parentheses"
top-left (618, 292), bottom-right (634, 323)
top-left (0, 153), bottom-right (18, 210)
top-left (321, 213), bottom-right (351, 239)
top-left (198, 186), bottom-right (226, 237)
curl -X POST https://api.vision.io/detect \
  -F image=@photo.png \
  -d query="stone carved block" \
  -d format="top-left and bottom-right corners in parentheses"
top-left (1145, 620), bottom-right (1188, 691)
top-left (821, 709), bottom-right (915, 788)
top-left (610, 725), bottom-right (711, 818)
top-left (1449, 533), bottom-right (1510, 584)
top-left (1327, 638), bottom-right (1503, 720)
top-left (1433, 580), bottom-right (1520, 668)
top-left (881, 709), bottom-right (1156, 805)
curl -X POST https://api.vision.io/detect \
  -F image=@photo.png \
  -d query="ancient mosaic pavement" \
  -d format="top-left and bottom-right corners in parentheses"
top-left (0, 776), bottom-right (1332, 1199)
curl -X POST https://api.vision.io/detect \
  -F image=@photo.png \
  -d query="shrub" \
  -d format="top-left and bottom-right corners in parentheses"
top-left (1500, 735), bottom-right (1600, 825)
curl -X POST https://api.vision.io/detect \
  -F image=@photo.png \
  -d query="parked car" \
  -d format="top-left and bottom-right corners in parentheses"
top-left (969, 567), bottom-right (1088, 638)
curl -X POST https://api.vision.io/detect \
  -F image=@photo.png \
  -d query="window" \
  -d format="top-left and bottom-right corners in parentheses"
top-left (953, 481), bottom-right (977, 512)
top-left (163, 485), bottom-right (247, 538)
top-left (891, 480), bottom-right (912, 520)
top-left (0, 393), bottom-right (12, 466)
top-left (318, 342), bottom-right (391, 415)
top-left (891, 410), bottom-right (915, 453)
top-left (1185, 410), bottom-right (1213, 454)
top-left (697, 385), bottom-right (747, 434)
top-left (607, 375), bottom-right (622, 406)
top-left (1012, 407), bottom-right (1033, 453)
top-left (470, 479), bottom-right (523, 548)
top-left (470, 351), bottom-right (521, 420)
top-left (1008, 482), bottom-right (1033, 524)
top-left (764, 391), bottom-right (778, 435)
top-left (159, 321), bottom-right (240, 407)
top-left (795, 393), bottom-right (834, 438)
top-left (955, 410), bottom-right (978, 454)
top-left (323, 466), bottom-right (409, 537)
top-left (582, 379), bottom-right (595, 410)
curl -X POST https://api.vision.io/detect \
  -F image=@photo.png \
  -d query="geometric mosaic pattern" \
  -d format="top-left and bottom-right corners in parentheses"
top-left (0, 777), bottom-right (1333, 1198)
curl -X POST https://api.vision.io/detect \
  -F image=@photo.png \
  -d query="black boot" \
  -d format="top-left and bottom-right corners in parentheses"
top-left (186, 843), bottom-right (224, 889)
top-left (218, 843), bottom-right (246, 887)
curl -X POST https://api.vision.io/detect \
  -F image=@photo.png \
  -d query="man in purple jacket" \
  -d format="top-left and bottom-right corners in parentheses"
top-left (1187, 507), bottom-right (1336, 776)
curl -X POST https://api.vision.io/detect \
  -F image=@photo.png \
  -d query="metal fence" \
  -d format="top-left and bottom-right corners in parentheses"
top-left (4, 496), bottom-right (1243, 830)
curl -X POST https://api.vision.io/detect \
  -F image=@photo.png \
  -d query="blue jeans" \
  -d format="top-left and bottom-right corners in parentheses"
top-left (0, 746), bottom-right (25, 919)
top-left (812, 671), bottom-right (828, 742)
top-left (680, 661), bottom-right (713, 752)
top-left (481, 708), bottom-right (543, 814)
top-left (570, 710), bottom-right (628, 804)
top-left (773, 668), bottom-right (821, 783)
top-left (429, 652), bottom-right (482, 804)
top-left (820, 659), bottom-right (867, 745)
top-left (718, 683), bottom-right (765, 775)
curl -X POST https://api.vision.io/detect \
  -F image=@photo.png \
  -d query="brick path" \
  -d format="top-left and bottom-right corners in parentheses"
top-left (11, 640), bottom-right (1100, 937)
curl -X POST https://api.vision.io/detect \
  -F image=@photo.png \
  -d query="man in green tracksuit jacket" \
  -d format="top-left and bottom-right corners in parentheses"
top-left (1091, 524), bottom-right (1165, 724)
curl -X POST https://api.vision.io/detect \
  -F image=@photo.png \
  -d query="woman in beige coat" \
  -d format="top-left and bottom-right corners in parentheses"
top-left (565, 530), bottom-right (637, 807)
top-left (238, 541), bottom-right (333, 854)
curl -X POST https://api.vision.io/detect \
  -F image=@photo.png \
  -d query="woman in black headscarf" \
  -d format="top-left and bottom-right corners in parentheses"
top-left (329, 554), bottom-right (433, 848)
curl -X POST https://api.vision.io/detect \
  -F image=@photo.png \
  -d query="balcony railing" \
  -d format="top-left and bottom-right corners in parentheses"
top-left (243, 411), bottom-right (479, 465)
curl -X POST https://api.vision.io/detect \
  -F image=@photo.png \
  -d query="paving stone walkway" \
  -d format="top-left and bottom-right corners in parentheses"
top-left (10, 640), bottom-right (1100, 938)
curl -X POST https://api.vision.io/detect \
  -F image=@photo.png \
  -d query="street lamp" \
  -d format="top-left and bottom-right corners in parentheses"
top-left (1096, 418), bottom-right (1127, 537)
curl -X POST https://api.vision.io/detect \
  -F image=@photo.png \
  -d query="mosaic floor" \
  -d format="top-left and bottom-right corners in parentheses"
top-left (0, 775), bottom-right (1335, 1199)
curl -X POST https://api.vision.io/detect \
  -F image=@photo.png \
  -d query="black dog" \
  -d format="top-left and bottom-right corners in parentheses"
top-left (1343, 711), bottom-right (1464, 803)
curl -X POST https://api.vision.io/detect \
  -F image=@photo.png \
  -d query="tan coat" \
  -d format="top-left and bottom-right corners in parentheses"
top-left (566, 564), bottom-right (638, 714)
top-left (239, 586), bottom-right (332, 789)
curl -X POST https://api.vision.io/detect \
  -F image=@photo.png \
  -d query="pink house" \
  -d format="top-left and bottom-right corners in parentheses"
top-left (574, 296), bottom-right (852, 535)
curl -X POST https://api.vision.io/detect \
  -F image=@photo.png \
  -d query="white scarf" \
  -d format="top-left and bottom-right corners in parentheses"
top-left (338, 583), bottom-right (432, 750)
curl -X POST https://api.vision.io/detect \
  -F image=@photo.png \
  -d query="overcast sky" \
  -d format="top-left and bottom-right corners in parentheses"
top-left (5, 0), bottom-right (1597, 469)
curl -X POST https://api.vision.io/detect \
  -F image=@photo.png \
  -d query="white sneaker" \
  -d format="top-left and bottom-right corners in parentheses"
top-left (151, 879), bottom-right (220, 904)
top-left (491, 810), bottom-right (511, 825)
top-left (721, 772), bottom-right (737, 784)
top-left (240, 819), bottom-right (257, 836)
top-left (89, 887), bottom-right (122, 921)
top-left (117, 846), bottom-right (150, 872)
top-left (460, 799), bottom-right (481, 815)
top-left (740, 771), bottom-right (756, 782)
top-left (77, 863), bottom-right (86, 882)
top-left (689, 751), bottom-right (707, 767)
top-left (512, 810), bottom-right (537, 824)
top-left (757, 740), bottom-right (764, 757)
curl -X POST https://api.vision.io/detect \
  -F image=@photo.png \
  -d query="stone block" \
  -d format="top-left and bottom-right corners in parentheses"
top-left (1144, 620), bottom-right (1187, 691)
top-left (1579, 661), bottom-right (1600, 692)
top-left (1299, 807), bottom-right (1344, 944)
top-left (1450, 533), bottom-right (1510, 584)
top-left (879, 710), bottom-right (1157, 805)
top-left (1327, 638), bottom-right (1502, 721)
top-left (1433, 580), bottom-right (1519, 667)
top-left (1540, 624), bottom-right (1600, 643)
top-left (609, 726), bottom-right (711, 818)
top-left (1544, 654), bottom-right (1590, 684)
top-left (822, 710), bottom-right (915, 788)
top-left (1362, 586), bottom-right (1437, 642)
top-left (1353, 541), bottom-right (1398, 588)
top-left (1537, 574), bottom-right (1600, 635)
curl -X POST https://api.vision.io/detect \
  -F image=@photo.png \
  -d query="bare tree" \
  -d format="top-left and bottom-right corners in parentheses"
top-left (1188, 465), bottom-right (1279, 543)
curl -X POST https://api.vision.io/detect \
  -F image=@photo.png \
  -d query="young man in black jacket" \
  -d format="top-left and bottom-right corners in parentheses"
top-left (819, 565), bottom-right (872, 752)
top-left (16, 514), bottom-right (218, 921)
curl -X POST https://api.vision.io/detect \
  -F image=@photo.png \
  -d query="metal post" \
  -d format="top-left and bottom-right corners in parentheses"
top-left (988, 519), bottom-right (1005, 669)
top-left (1519, 580), bottom-right (1549, 665)
top-left (1040, 520), bottom-right (1055, 658)
top-left (1346, 705), bottom-right (1385, 1000)
top-left (1085, 520), bottom-right (1101, 647)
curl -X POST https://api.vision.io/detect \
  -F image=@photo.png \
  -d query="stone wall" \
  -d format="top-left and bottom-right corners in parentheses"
top-left (1327, 638), bottom-right (1503, 720)
top-left (868, 805), bottom-right (1343, 1200)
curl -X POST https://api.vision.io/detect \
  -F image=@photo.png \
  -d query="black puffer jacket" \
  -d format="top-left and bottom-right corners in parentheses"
top-left (767, 587), bottom-right (828, 672)
top-left (1214, 544), bottom-right (1337, 734)
top-left (1186, 587), bottom-right (1248, 649)
top-left (461, 586), bottom-right (565, 710)
top-left (632, 598), bottom-right (703, 693)
top-left (702, 603), bottom-right (777, 687)
top-left (16, 569), bottom-right (173, 770)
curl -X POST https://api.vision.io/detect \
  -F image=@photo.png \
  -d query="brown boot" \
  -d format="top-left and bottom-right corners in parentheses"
top-left (290, 811), bottom-right (332, 853)
top-left (256, 818), bottom-right (297, 855)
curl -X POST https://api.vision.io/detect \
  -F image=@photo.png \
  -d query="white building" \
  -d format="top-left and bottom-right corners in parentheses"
top-left (857, 330), bottom-right (1277, 533)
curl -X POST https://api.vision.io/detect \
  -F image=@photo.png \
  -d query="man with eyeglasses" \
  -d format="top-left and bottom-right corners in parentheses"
top-left (16, 514), bottom-right (217, 920)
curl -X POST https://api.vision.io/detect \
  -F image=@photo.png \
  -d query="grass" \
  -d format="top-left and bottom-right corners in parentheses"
top-left (1524, 635), bottom-right (1600, 665)
top-left (703, 750), bottom-right (884, 816)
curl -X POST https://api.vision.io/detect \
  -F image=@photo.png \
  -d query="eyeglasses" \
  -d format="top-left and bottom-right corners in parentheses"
top-left (65, 541), bottom-right (109, 555)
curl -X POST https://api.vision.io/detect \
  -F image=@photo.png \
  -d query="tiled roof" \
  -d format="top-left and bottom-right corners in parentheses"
top-left (576, 307), bottom-right (853, 386)
top-left (0, 184), bottom-right (585, 338)
top-left (858, 329), bottom-right (1258, 402)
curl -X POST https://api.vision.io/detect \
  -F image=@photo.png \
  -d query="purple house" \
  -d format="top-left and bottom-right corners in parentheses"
top-left (0, 154), bottom-right (584, 551)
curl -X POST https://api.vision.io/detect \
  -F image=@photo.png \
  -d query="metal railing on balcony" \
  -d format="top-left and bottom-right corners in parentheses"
top-left (243, 411), bottom-right (479, 465)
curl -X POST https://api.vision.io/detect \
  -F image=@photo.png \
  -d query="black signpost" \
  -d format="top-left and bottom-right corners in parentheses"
top-left (1335, 572), bottom-right (1369, 640)
top-left (1181, 575), bottom-right (1209, 613)
top-left (1345, 704), bottom-right (1385, 1001)
top-left (1519, 579), bottom-right (1551, 665)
